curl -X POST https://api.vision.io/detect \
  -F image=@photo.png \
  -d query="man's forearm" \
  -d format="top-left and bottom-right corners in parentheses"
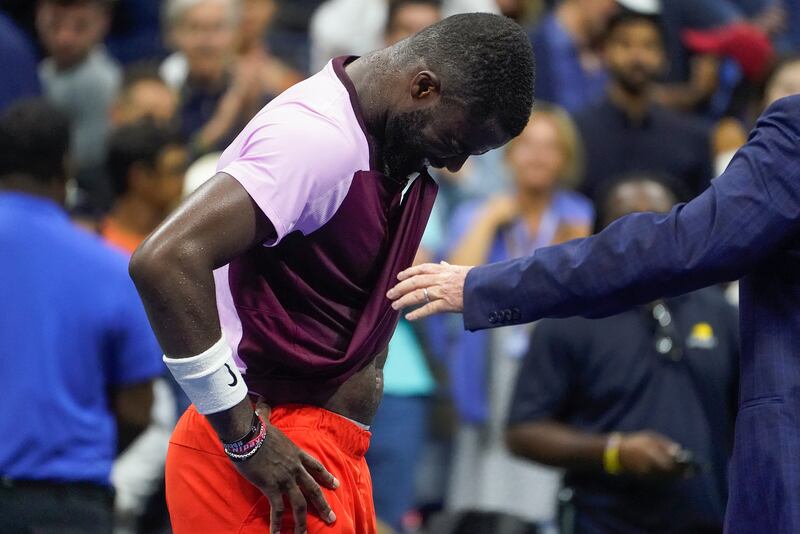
top-left (464, 97), bottom-right (800, 330)
top-left (129, 174), bottom-right (277, 439)
top-left (506, 420), bottom-right (607, 471)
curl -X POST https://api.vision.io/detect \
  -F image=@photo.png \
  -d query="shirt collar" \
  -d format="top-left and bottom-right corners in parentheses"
top-left (0, 191), bottom-right (68, 219)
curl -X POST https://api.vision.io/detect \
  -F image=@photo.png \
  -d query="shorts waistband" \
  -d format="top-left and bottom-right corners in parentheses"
top-left (267, 404), bottom-right (372, 458)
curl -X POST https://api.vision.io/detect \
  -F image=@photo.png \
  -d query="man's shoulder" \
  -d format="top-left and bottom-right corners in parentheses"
top-left (229, 67), bottom-right (369, 172)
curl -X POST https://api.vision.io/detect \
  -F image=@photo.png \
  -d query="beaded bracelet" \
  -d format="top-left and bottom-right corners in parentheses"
top-left (223, 412), bottom-right (267, 463)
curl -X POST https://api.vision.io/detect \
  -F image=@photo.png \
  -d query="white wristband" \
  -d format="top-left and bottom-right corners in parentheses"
top-left (163, 337), bottom-right (248, 415)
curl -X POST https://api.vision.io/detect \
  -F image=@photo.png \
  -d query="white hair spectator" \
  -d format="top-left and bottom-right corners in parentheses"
top-left (164, 0), bottom-right (241, 29)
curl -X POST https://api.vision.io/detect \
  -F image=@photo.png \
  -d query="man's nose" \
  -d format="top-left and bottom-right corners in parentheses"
top-left (446, 155), bottom-right (469, 173)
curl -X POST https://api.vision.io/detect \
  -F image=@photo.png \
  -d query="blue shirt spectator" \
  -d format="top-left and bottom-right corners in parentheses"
top-left (0, 11), bottom-right (40, 112)
top-left (0, 191), bottom-right (164, 485)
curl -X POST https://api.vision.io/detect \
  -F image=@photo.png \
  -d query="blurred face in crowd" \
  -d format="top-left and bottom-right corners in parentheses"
top-left (764, 59), bottom-right (800, 108)
top-left (112, 80), bottom-right (178, 127)
top-left (604, 19), bottom-right (665, 95)
top-left (134, 145), bottom-right (188, 211)
top-left (576, 0), bottom-right (618, 42)
top-left (507, 114), bottom-right (567, 192)
top-left (239, 0), bottom-right (276, 49)
top-left (172, 0), bottom-right (236, 82)
top-left (602, 179), bottom-right (675, 228)
top-left (385, 3), bottom-right (442, 46)
top-left (37, 0), bottom-right (110, 71)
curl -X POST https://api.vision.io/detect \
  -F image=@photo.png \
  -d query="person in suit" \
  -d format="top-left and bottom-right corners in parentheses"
top-left (387, 94), bottom-right (800, 533)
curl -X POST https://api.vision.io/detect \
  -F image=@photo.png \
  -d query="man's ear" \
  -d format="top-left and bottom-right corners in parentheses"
top-left (410, 71), bottom-right (441, 101)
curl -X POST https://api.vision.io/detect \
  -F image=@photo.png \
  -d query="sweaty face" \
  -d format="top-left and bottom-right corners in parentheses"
top-left (382, 104), bottom-right (510, 181)
top-left (604, 20), bottom-right (664, 95)
top-left (37, 3), bottom-right (109, 70)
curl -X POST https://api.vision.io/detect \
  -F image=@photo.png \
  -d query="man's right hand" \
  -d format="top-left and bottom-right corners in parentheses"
top-left (234, 419), bottom-right (339, 534)
top-left (618, 431), bottom-right (690, 478)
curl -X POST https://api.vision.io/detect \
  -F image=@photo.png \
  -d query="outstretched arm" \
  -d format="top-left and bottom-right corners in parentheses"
top-left (389, 96), bottom-right (800, 327)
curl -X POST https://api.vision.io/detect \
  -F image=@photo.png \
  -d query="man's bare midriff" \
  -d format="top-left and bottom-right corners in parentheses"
top-left (257, 348), bottom-right (389, 426)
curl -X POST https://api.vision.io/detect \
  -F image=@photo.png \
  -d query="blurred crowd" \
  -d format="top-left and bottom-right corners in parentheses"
top-left (1, 0), bottom-right (799, 533)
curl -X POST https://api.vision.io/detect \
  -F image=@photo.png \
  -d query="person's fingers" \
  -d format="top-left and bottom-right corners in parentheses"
top-left (297, 470), bottom-right (336, 525)
top-left (267, 491), bottom-right (286, 534)
top-left (396, 263), bottom-right (443, 281)
top-left (649, 448), bottom-right (678, 473)
top-left (300, 452), bottom-right (339, 490)
top-left (287, 485), bottom-right (308, 534)
top-left (405, 299), bottom-right (451, 321)
top-left (391, 287), bottom-right (431, 311)
top-left (387, 274), bottom-right (440, 301)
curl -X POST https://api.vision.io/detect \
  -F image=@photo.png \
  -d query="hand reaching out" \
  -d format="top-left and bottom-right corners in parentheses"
top-left (387, 261), bottom-right (473, 320)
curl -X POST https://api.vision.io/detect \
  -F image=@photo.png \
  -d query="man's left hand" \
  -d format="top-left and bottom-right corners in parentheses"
top-left (387, 261), bottom-right (473, 320)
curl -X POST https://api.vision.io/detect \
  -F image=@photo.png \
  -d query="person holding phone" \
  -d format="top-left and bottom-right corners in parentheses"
top-left (504, 174), bottom-right (739, 533)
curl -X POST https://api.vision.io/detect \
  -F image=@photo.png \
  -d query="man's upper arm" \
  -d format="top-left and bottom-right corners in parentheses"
top-left (464, 95), bottom-right (800, 330)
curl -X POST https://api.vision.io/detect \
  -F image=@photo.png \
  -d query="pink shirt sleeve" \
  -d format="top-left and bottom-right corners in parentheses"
top-left (217, 109), bottom-right (360, 246)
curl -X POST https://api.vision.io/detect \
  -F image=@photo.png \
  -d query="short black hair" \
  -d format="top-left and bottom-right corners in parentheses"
top-left (595, 171), bottom-right (688, 231)
top-left (605, 7), bottom-right (665, 43)
top-left (0, 98), bottom-right (70, 184)
top-left (120, 62), bottom-right (168, 95)
top-left (404, 13), bottom-right (534, 138)
top-left (387, 0), bottom-right (442, 32)
top-left (107, 119), bottom-right (181, 198)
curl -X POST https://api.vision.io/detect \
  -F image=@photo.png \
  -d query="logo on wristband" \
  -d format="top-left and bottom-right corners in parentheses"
top-left (224, 363), bottom-right (238, 387)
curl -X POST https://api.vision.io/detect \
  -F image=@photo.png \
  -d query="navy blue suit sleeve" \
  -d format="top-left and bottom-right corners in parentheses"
top-left (464, 95), bottom-right (800, 331)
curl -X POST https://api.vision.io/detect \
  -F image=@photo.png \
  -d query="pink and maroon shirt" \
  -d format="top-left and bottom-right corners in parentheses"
top-left (213, 57), bottom-right (437, 402)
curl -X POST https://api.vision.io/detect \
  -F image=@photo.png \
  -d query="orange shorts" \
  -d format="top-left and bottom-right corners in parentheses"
top-left (165, 404), bottom-right (376, 534)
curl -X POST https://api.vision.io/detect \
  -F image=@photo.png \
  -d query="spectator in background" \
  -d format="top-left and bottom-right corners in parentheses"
top-left (762, 52), bottom-right (800, 108)
top-left (37, 0), bottom-right (121, 212)
top-left (237, 0), bottom-right (304, 96)
top-left (102, 121), bottom-right (187, 254)
top-left (506, 173), bottom-right (738, 534)
top-left (575, 8), bottom-right (713, 201)
top-left (528, 0), bottom-right (617, 113)
top-left (102, 120), bottom-right (186, 534)
top-left (110, 65), bottom-right (179, 127)
top-left (0, 9), bottom-right (40, 112)
top-left (445, 104), bottom-right (593, 528)
top-left (161, 0), bottom-right (267, 156)
top-left (310, 0), bottom-right (499, 72)
top-left (0, 99), bottom-right (163, 533)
